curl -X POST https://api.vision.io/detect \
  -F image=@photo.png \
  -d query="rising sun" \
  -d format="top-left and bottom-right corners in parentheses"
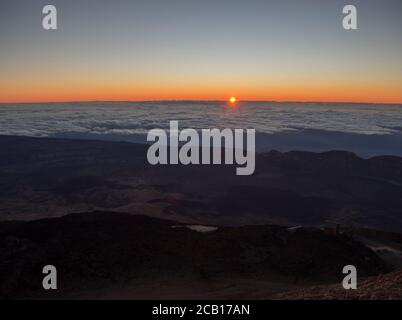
top-left (229, 97), bottom-right (237, 104)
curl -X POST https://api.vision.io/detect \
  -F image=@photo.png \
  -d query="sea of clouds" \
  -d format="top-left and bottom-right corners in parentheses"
top-left (0, 101), bottom-right (401, 157)
top-left (1, 101), bottom-right (401, 136)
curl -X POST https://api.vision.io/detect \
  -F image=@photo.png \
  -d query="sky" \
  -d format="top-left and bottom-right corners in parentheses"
top-left (0, 0), bottom-right (401, 103)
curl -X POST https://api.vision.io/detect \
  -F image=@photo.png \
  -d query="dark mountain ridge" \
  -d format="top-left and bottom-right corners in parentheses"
top-left (0, 135), bottom-right (402, 231)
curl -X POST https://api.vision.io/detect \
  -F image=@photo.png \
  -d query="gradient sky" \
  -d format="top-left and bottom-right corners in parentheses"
top-left (0, 0), bottom-right (401, 103)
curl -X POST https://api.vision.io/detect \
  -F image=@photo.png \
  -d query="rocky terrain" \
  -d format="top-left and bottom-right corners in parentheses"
top-left (1, 135), bottom-right (402, 232)
top-left (272, 270), bottom-right (402, 300)
top-left (0, 211), bottom-right (390, 299)
top-left (1, 135), bottom-right (402, 299)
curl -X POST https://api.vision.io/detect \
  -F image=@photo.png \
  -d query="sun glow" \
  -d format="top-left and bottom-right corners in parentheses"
top-left (229, 97), bottom-right (237, 104)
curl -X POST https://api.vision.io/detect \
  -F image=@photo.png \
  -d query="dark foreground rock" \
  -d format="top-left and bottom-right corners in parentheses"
top-left (272, 270), bottom-right (402, 300)
top-left (0, 211), bottom-right (387, 299)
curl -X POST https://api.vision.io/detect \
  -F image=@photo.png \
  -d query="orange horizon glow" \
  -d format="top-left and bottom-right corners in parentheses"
top-left (1, 87), bottom-right (402, 105)
top-left (1, 75), bottom-right (402, 105)
top-left (1, 74), bottom-right (402, 105)
top-left (2, 97), bottom-right (402, 104)
top-left (2, 52), bottom-right (402, 105)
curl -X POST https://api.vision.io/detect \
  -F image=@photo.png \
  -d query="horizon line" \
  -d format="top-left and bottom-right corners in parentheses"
top-left (1, 99), bottom-right (402, 106)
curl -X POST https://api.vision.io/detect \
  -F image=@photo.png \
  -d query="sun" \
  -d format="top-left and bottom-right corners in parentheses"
top-left (229, 97), bottom-right (237, 104)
